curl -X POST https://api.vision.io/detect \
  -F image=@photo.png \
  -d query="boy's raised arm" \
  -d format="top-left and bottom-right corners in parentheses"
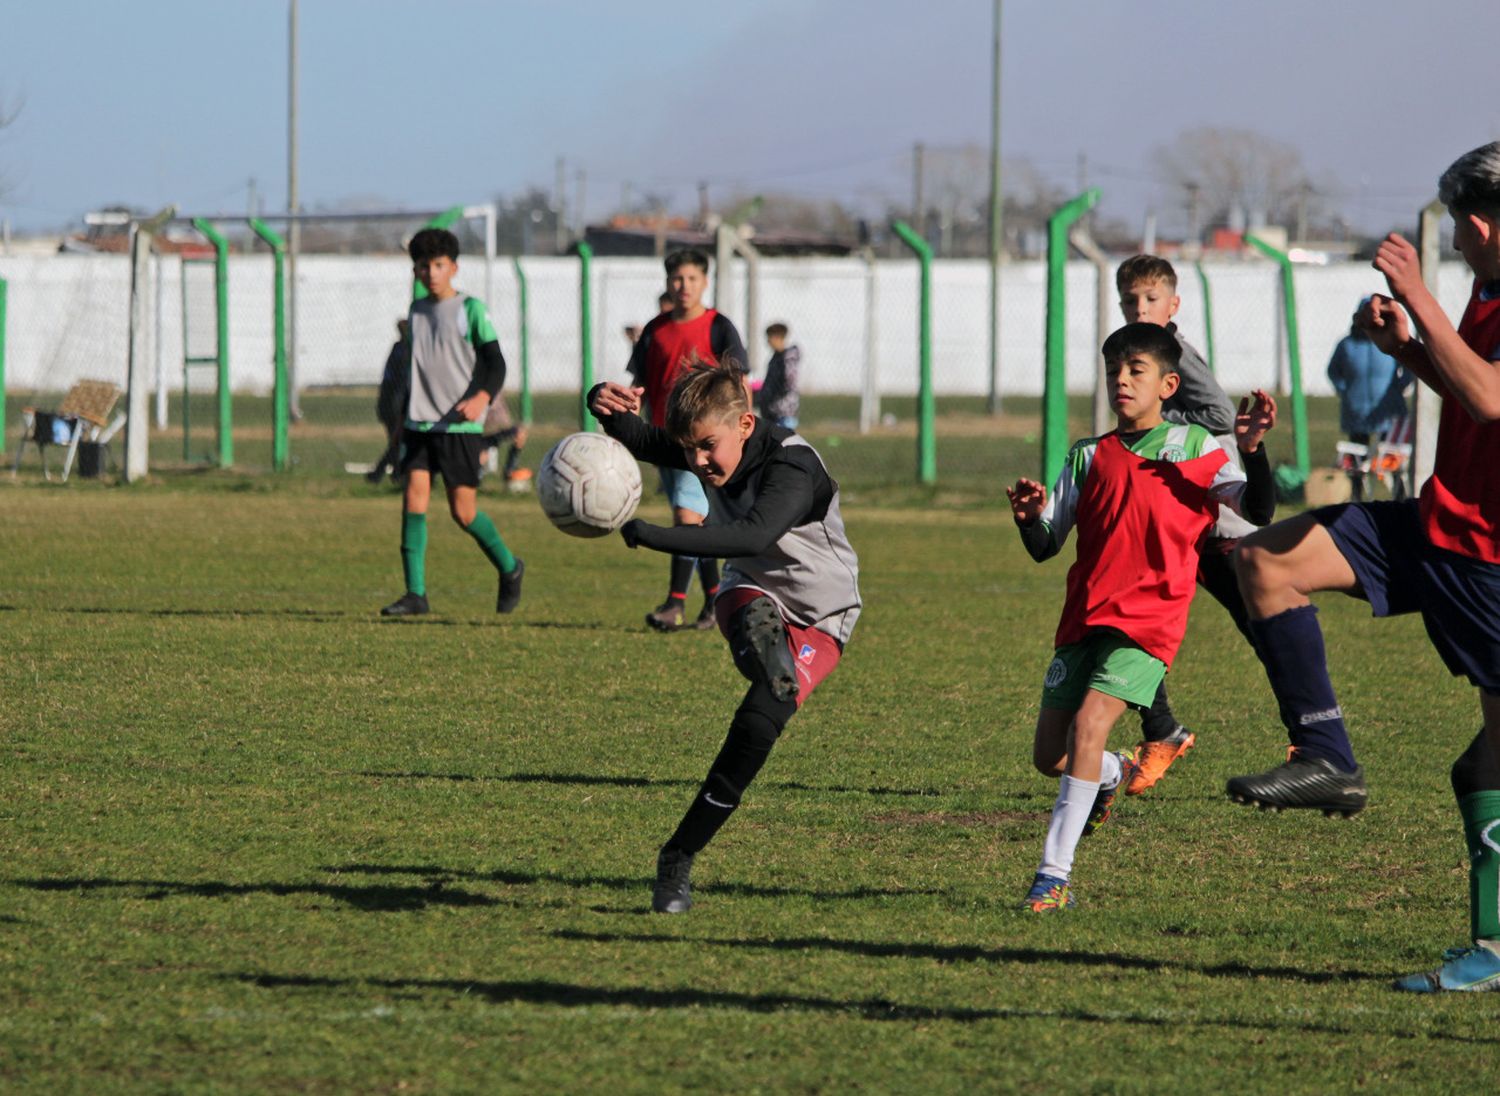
top-left (587, 382), bottom-right (688, 468)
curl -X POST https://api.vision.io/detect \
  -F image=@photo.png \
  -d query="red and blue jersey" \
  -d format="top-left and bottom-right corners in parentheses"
top-left (1420, 279), bottom-right (1500, 564)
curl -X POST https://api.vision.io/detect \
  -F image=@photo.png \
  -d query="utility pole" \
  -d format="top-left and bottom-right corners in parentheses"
top-left (575, 168), bottom-right (587, 238)
top-left (1295, 182), bottom-right (1311, 243)
top-left (697, 181), bottom-right (710, 227)
top-left (554, 157), bottom-right (567, 252)
top-left (286, 0), bottom-right (301, 418)
top-left (986, 0), bottom-right (1003, 414)
top-left (1185, 182), bottom-right (1202, 253)
top-left (912, 142), bottom-right (926, 235)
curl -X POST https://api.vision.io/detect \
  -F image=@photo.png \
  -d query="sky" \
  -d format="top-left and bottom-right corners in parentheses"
top-left (0, 0), bottom-right (1492, 236)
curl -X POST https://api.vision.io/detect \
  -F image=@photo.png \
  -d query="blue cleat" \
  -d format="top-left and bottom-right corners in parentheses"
top-left (1393, 945), bottom-right (1500, 993)
top-left (1023, 872), bottom-right (1075, 912)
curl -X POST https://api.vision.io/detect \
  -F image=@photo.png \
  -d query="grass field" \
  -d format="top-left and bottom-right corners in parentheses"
top-left (4, 402), bottom-right (1498, 1093)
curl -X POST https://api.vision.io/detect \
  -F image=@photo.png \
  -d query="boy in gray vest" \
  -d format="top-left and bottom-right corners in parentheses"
top-left (589, 362), bottom-right (861, 914)
top-left (381, 228), bottom-right (523, 617)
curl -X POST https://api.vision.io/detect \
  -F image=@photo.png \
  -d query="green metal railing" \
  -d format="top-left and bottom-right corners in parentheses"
top-left (575, 241), bottom-right (595, 432)
top-left (889, 219), bottom-right (935, 485)
top-left (1245, 233), bottom-right (1309, 482)
top-left (1194, 260), bottom-right (1216, 372)
top-left (513, 257), bottom-right (532, 424)
top-left (1043, 189), bottom-right (1100, 485)
top-left (248, 218), bottom-right (291, 471)
top-left (189, 217), bottom-right (232, 467)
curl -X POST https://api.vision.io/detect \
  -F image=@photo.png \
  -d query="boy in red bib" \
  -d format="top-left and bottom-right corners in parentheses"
top-left (1008, 323), bottom-right (1275, 911)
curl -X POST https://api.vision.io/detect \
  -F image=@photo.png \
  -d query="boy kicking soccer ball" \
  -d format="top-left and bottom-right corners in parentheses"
top-left (1228, 142), bottom-right (1500, 992)
top-left (589, 361), bottom-right (860, 914)
top-left (1008, 323), bottom-right (1275, 912)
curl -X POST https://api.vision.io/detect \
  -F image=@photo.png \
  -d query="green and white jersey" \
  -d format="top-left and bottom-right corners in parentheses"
top-left (1035, 422), bottom-right (1247, 552)
top-left (405, 292), bottom-right (498, 433)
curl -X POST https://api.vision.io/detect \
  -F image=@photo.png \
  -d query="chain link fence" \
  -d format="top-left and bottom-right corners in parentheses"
top-left (1, 241), bottom-right (1478, 499)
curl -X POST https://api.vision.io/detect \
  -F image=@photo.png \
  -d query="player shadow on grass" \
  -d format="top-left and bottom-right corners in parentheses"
top-left (55, 605), bottom-right (357, 621)
top-left (346, 769), bottom-right (944, 798)
top-left (320, 862), bottom-right (942, 903)
top-left (549, 929), bottom-right (1390, 988)
top-left (221, 970), bottom-right (1500, 1043)
top-left (7, 875), bottom-right (500, 913)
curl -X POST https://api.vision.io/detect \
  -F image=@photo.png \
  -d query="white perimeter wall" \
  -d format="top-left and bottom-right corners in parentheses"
top-left (0, 252), bottom-right (1477, 400)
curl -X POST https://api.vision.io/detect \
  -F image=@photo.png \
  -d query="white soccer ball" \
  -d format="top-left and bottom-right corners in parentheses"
top-left (536, 432), bottom-right (643, 538)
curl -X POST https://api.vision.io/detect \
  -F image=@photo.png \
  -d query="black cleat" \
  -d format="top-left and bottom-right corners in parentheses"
top-left (694, 602), bottom-right (718, 631)
top-left (652, 847), bottom-right (694, 914)
top-left (738, 596), bottom-right (799, 703)
top-left (497, 559), bottom-right (524, 613)
top-left (1226, 751), bottom-right (1368, 817)
top-left (381, 592), bottom-right (429, 617)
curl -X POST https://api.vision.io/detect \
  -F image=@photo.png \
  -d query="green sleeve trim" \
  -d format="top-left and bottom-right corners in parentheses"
top-left (404, 420), bottom-right (485, 434)
top-left (464, 295), bottom-right (498, 346)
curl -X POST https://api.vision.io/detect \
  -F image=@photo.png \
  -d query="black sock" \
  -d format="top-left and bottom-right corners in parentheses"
top-left (503, 444), bottom-right (522, 476)
top-left (1248, 605), bottom-right (1358, 772)
top-left (1139, 680), bottom-right (1178, 741)
top-left (665, 685), bottom-right (797, 855)
top-left (669, 555), bottom-right (695, 600)
top-left (698, 558), bottom-right (721, 599)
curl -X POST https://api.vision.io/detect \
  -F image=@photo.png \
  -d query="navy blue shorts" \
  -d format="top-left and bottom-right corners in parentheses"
top-left (1315, 499), bottom-right (1500, 691)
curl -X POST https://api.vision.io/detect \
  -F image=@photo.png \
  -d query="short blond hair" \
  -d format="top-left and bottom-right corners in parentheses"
top-left (665, 355), bottom-right (749, 443)
top-left (1115, 254), bottom-right (1178, 293)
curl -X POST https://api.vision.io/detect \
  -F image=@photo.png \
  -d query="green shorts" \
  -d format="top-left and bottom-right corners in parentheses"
top-left (1040, 632), bottom-right (1165, 711)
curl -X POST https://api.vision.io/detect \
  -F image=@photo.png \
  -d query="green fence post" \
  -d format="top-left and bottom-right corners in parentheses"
top-left (412, 206), bottom-right (466, 301)
top-left (191, 218), bottom-right (232, 467)
top-left (513, 257), bottom-right (532, 423)
top-left (1042, 189), bottom-right (1100, 485)
top-left (1245, 233), bottom-right (1310, 483)
top-left (575, 241), bottom-right (596, 432)
top-left (890, 219), bottom-right (936, 485)
top-left (0, 275), bottom-right (7, 456)
top-left (1194, 260), bottom-right (1216, 372)
top-left (249, 218), bottom-right (290, 471)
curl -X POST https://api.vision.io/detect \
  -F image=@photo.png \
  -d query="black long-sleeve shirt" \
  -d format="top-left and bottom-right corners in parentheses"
top-left (591, 387), bottom-right (862, 644)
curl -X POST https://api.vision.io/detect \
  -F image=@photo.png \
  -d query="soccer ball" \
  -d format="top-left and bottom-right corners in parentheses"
top-left (536, 432), bottom-right (643, 538)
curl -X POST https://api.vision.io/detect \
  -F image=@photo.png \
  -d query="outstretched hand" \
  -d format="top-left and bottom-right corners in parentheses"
top-left (619, 518), bottom-right (644, 549)
top-left (590, 382), bottom-right (645, 418)
top-left (1006, 478), bottom-right (1047, 524)
top-left (1235, 388), bottom-right (1276, 452)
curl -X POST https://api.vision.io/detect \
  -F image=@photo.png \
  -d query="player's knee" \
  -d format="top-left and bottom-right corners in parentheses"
top-left (1032, 748), bottom-right (1065, 778)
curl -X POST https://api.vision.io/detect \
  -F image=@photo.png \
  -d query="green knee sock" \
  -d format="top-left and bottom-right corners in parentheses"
top-left (464, 510), bottom-right (516, 573)
top-left (1459, 791), bottom-right (1500, 942)
top-left (401, 511), bottom-right (428, 596)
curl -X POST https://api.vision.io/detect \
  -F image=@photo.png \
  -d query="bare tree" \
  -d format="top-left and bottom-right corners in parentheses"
top-left (1158, 126), bottom-right (1312, 230)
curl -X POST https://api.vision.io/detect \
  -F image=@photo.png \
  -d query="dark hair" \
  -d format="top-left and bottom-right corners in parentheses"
top-left (1439, 142), bottom-right (1500, 218)
top-left (665, 355), bottom-right (748, 443)
top-left (409, 227), bottom-right (460, 263)
top-left (766, 323), bottom-right (789, 338)
top-left (657, 290), bottom-right (674, 306)
top-left (1115, 254), bottom-right (1178, 293)
top-left (664, 247), bottom-right (711, 276)
top-left (1102, 322), bottom-right (1181, 374)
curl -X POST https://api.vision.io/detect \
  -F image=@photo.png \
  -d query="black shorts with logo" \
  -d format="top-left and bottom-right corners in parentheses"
top-left (398, 431), bottom-right (485, 488)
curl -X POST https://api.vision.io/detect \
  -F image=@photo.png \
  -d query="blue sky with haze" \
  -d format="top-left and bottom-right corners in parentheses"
top-left (0, 0), bottom-right (1491, 234)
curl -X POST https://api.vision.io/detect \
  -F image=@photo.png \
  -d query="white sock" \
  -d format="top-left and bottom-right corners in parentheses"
top-left (1099, 750), bottom-right (1123, 790)
top-left (1038, 775), bottom-right (1100, 880)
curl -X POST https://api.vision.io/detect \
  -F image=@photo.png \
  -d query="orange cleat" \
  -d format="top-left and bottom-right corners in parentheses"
top-left (1125, 729), bottom-right (1196, 795)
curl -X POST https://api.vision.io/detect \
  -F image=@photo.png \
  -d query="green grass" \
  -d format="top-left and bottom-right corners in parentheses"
top-left (3, 414), bottom-right (1496, 1093)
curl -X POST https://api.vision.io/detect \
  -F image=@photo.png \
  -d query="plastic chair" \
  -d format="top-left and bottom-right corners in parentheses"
top-left (12, 380), bottom-right (126, 481)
